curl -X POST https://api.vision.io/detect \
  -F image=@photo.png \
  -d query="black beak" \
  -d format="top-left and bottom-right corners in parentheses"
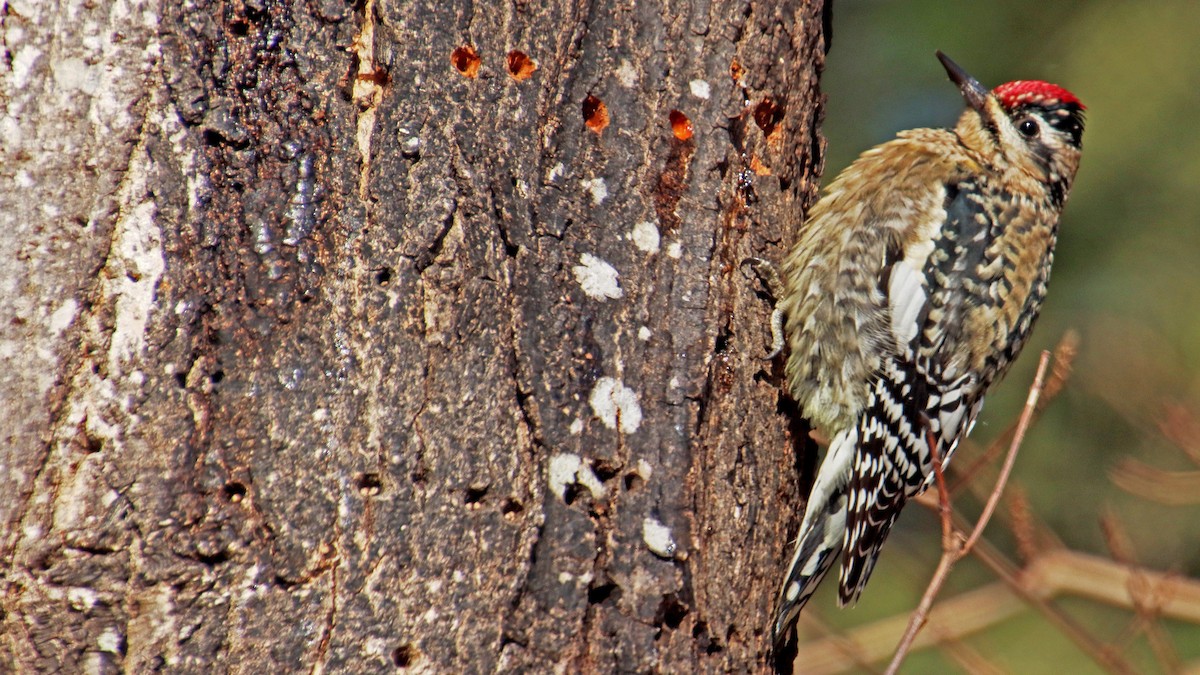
top-left (936, 51), bottom-right (989, 114)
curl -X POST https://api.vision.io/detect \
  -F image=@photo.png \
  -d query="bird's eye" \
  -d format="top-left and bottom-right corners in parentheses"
top-left (1018, 119), bottom-right (1040, 137)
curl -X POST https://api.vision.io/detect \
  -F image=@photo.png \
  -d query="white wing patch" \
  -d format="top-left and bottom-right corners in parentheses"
top-left (797, 427), bottom-right (857, 541)
top-left (887, 259), bottom-right (927, 348)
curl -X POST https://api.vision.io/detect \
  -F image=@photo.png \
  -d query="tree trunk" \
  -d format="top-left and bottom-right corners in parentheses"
top-left (1, 0), bottom-right (827, 671)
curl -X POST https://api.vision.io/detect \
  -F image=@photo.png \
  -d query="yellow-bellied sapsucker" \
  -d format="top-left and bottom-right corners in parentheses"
top-left (756, 52), bottom-right (1086, 648)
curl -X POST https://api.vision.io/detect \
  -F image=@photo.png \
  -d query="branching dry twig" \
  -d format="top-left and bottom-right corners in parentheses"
top-left (800, 541), bottom-right (1200, 674)
top-left (884, 350), bottom-right (1053, 675)
top-left (969, 536), bottom-right (1140, 674)
top-left (1099, 512), bottom-right (1183, 673)
top-left (796, 583), bottom-right (1026, 675)
top-left (799, 333), bottom-right (1200, 675)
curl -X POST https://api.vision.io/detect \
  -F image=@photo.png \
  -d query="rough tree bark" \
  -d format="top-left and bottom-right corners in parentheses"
top-left (1, 0), bottom-right (827, 671)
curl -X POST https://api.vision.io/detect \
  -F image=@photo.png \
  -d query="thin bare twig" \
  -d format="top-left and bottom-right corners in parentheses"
top-left (950, 331), bottom-right (1077, 495)
top-left (884, 350), bottom-right (1053, 675)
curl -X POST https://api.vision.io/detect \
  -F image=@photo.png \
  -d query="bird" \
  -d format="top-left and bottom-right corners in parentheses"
top-left (752, 51), bottom-right (1086, 649)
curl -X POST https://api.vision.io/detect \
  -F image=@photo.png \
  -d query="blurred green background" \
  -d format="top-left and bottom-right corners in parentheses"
top-left (800, 1), bottom-right (1200, 672)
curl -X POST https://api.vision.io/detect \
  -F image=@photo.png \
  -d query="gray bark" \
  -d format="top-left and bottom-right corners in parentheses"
top-left (0, 0), bottom-right (827, 671)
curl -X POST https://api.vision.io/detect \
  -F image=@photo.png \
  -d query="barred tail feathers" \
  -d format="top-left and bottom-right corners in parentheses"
top-left (773, 427), bottom-right (857, 647)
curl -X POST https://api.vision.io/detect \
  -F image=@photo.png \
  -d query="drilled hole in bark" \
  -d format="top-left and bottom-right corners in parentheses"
top-left (754, 97), bottom-right (784, 137)
top-left (714, 328), bottom-right (731, 355)
top-left (692, 621), bottom-right (724, 654)
top-left (587, 581), bottom-right (621, 605)
top-left (500, 498), bottom-right (524, 518)
top-left (582, 95), bottom-right (609, 134)
top-left (357, 65), bottom-right (390, 87)
top-left (591, 460), bottom-right (620, 482)
top-left (375, 267), bottom-right (393, 285)
top-left (230, 19), bottom-right (250, 36)
top-left (211, 369), bottom-right (225, 384)
top-left (669, 110), bottom-right (693, 141)
top-left (655, 593), bottom-right (689, 630)
top-left (561, 483), bottom-right (580, 506)
top-left (392, 643), bottom-right (420, 668)
top-left (464, 484), bottom-right (489, 507)
top-left (223, 481), bottom-right (247, 502)
top-left (450, 45), bottom-right (480, 78)
top-left (197, 550), bottom-right (230, 566)
top-left (499, 633), bottom-right (525, 650)
top-left (84, 434), bottom-right (103, 454)
top-left (356, 473), bottom-right (383, 496)
top-left (174, 372), bottom-right (188, 388)
top-left (506, 50), bottom-right (537, 81)
top-left (622, 471), bottom-right (644, 491)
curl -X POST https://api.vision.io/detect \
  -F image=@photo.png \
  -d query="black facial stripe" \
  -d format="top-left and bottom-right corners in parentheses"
top-left (1013, 102), bottom-right (1085, 147)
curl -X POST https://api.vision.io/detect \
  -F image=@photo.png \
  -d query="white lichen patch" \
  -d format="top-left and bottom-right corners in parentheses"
top-left (637, 326), bottom-right (651, 341)
top-left (548, 453), bottom-right (606, 500)
top-left (615, 59), bottom-right (639, 88)
top-left (637, 458), bottom-right (653, 481)
top-left (546, 454), bottom-right (579, 500)
top-left (642, 516), bottom-right (677, 558)
top-left (589, 377), bottom-right (642, 434)
top-left (67, 586), bottom-right (98, 610)
top-left (631, 221), bottom-right (660, 255)
top-left (52, 57), bottom-right (99, 95)
top-left (364, 637), bottom-right (389, 660)
top-left (666, 241), bottom-right (683, 259)
top-left (10, 44), bottom-right (42, 91)
top-left (97, 627), bottom-right (123, 654)
top-left (582, 177), bottom-right (607, 205)
top-left (572, 253), bottom-right (623, 301)
top-left (689, 79), bottom-right (711, 100)
top-left (48, 298), bottom-right (78, 335)
top-left (568, 418), bottom-right (584, 435)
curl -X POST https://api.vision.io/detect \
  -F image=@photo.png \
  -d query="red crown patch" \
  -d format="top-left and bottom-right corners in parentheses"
top-left (993, 80), bottom-right (1084, 110)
